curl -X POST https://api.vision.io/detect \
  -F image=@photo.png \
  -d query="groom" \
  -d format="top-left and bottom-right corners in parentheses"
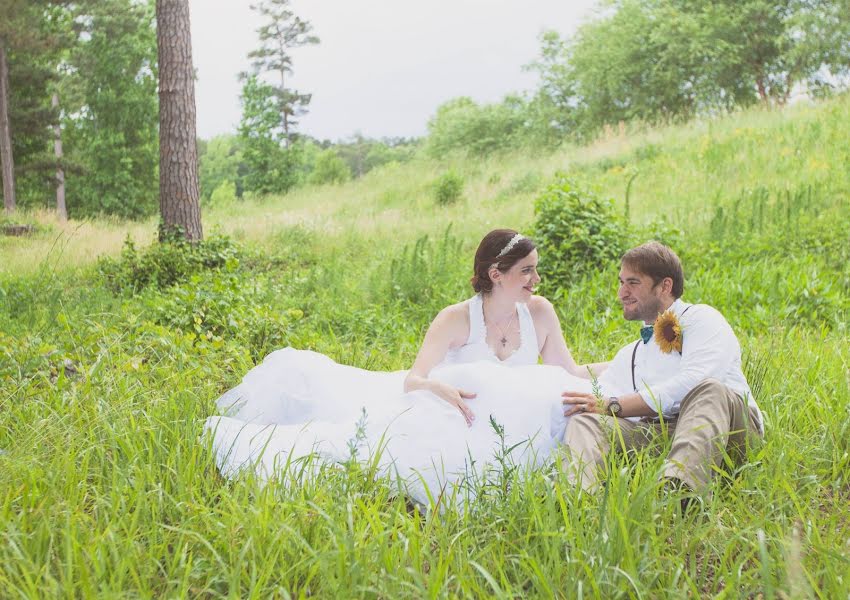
top-left (561, 241), bottom-right (763, 496)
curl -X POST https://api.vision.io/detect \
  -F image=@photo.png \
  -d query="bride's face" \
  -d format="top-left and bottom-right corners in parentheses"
top-left (493, 249), bottom-right (540, 299)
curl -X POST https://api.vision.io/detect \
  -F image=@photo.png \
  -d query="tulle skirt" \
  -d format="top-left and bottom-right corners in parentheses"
top-left (203, 348), bottom-right (594, 506)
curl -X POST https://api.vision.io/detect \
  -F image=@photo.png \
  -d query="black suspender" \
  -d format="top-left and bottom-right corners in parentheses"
top-left (630, 341), bottom-right (641, 392)
top-left (631, 304), bottom-right (694, 392)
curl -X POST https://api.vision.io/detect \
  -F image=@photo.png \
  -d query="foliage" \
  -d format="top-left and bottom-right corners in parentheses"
top-left (433, 170), bottom-right (464, 205)
top-left (308, 149), bottom-right (350, 185)
top-left (0, 2), bottom-right (67, 210)
top-left (386, 227), bottom-right (465, 307)
top-left (533, 175), bottom-right (627, 294)
top-left (62, 0), bottom-right (159, 218)
top-left (527, 0), bottom-right (850, 140)
top-left (3, 93), bottom-right (850, 597)
top-left (238, 74), bottom-right (302, 195)
top-left (426, 96), bottom-right (525, 157)
top-left (208, 180), bottom-right (237, 205)
top-left (247, 0), bottom-right (319, 145)
top-left (198, 135), bottom-right (245, 201)
top-left (97, 234), bottom-right (241, 294)
top-left (139, 266), bottom-right (303, 361)
top-left (329, 134), bottom-right (417, 177)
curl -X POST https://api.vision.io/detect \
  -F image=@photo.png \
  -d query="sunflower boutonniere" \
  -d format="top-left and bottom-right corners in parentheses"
top-left (654, 310), bottom-right (683, 354)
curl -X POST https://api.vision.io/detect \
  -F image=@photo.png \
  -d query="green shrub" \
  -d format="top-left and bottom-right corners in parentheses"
top-left (533, 175), bottom-right (627, 294)
top-left (139, 266), bottom-right (302, 361)
top-left (97, 234), bottom-right (241, 294)
top-left (433, 170), bottom-right (464, 205)
top-left (309, 149), bottom-right (351, 185)
top-left (426, 96), bottom-right (524, 157)
top-left (208, 180), bottom-right (237, 205)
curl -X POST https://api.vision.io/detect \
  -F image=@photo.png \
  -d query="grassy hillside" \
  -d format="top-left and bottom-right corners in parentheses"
top-left (3, 94), bottom-right (848, 275)
top-left (1, 95), bottom-right (848, 596)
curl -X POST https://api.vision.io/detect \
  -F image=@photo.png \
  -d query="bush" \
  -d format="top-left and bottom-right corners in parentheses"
top-left (97, 234), bottom-right (241, 294)
top-left (426, 96), bottom-right (525, 157)
top-left (309, 149), bottom-right (351, 185)
top-left (208, 180), bottom-right (237, 205)
top-left (433, 170), bottom-right (464, 205)
top-left (533, 175), bottom-right (626, 294)
top-left (139, 267), bottom-right (303, 361)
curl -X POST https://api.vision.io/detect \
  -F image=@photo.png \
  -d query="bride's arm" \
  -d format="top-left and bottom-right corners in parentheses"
top-left (533, 296), bottom-right (609, 378)
top-left (404, 307), bottom-right (477, 425)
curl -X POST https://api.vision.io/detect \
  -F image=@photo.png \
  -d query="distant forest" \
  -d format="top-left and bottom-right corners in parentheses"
top-left (1, 0), bottom-right (849, 218)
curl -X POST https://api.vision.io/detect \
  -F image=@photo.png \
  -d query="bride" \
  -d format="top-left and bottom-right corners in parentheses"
top-left (204, 229), bottom-right (608, 506)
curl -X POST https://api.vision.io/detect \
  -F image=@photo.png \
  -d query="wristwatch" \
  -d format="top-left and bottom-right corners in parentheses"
top-left (606, 397), bottom-right (622, 417)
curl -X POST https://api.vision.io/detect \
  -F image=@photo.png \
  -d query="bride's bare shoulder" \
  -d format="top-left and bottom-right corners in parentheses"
top-left (434, 299), bottom-right (472, 324)
top-left (428, 300), bottom-right (472, 345)
top-left (527, 294), bottom-right (556, 315)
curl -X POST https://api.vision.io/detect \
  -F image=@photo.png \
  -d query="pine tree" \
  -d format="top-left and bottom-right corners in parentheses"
top-left (156, 0), bottom-right (202, 241)
top-left (248, 0), bottom-right (319, 147)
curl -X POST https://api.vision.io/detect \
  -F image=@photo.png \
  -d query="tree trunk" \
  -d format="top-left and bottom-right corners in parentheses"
top-left (0, 41), bottom-right (16, 214)
top-left (279, 66), bottom-right (290, 148)
top-left (52, 92), bottom-right (66, 222)
top-left (156, 0), bottom-right (202, 242)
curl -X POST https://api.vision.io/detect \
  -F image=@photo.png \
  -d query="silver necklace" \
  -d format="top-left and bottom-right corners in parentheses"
top-left (489, 310), bottom-right (516, 348)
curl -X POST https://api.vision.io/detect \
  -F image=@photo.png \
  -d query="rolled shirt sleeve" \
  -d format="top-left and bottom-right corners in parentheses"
top-left (637, 305), bottom-right (739, 417)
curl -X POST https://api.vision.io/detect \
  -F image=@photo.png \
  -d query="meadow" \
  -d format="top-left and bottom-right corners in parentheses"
top-left (1, 94), bottom-right (849, 597)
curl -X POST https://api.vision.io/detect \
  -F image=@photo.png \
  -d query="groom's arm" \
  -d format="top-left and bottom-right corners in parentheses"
top-left (562, 390), bottom-right (657, 417)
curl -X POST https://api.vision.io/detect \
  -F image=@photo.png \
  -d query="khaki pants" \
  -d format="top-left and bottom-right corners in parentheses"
top-left (562, 378), bottom-right (763, 493)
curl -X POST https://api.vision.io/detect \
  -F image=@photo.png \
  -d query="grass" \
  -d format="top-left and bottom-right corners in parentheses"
top-left (1, 94), bottom-right (849, 596)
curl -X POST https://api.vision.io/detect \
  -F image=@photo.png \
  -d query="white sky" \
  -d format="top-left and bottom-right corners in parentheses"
top-left (189, 0), bottom-right (598, 141)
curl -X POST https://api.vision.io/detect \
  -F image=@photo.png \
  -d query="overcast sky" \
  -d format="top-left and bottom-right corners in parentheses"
top-left (189, 0), bottom-right (598, 142)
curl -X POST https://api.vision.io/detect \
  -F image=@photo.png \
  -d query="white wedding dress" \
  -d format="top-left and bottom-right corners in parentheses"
top-left (203, 295), bottom-right (597, 506)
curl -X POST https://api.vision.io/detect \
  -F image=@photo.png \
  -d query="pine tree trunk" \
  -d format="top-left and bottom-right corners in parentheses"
top-left (156, 0), bottom-right (202, 242)
top-left (279, 66), bottom-right (290, 148)
top-left (0, 40), bottom-right (16, 214)
top-left (52, 92), bottom-right (66, 222)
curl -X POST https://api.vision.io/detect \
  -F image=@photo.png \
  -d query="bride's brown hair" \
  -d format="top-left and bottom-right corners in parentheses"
top-left (471, 229), bottom-right (536, 294)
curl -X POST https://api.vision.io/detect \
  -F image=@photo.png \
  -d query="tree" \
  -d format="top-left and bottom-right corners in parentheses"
top-left (156, 0), bottom-right (202, 241)
top-left (0, 0), bottom-right (64, 215)
top-left (308, 148), bottom-right (350, 185)
top-left (248, 0), bottom-right (319, 147)
top-left (198, 134), bottom-right (244, 201)
top-left (426, 96), bottom-right (525, 157)
top-left (52, 91), bottom-right (65, 221)
top-left (0, 37), bottom-right (14, 214)
top-left (529, 0), bottom-right (850, 138)
top-left (238, 74), bottom-right (301, 195)
top-left (63, 0), bottom-right (159, 219)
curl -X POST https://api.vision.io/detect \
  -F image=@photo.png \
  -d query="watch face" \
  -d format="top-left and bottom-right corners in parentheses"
top-left (610, 402), bottom-right (621, 415)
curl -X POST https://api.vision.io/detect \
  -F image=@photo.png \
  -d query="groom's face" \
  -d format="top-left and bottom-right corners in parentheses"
top-left (618, 266), bottom-right (665, 323)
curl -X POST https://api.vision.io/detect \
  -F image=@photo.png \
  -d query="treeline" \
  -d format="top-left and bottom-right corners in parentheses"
top-left (2, 0), bottom-right (848, 220)
top-left (1, 0), bottom-right (158, 219)
top-left (197, 134), bottom-right (417, 206)
top-left (429, 0), bottom-right (850, 155)
top-left (0, 0), bottom-right (416, 218)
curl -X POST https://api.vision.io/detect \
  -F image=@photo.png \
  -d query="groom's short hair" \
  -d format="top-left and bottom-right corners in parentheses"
top-left (621, 241), bottom-right (684, 298)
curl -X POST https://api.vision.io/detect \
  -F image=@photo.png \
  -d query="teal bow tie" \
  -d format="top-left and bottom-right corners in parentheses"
top-left (640, 325), bottom-right (654, 344)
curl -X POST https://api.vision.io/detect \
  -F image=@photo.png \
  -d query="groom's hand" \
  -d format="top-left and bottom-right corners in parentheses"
top-left (562, 391), bottom-right (602, 416)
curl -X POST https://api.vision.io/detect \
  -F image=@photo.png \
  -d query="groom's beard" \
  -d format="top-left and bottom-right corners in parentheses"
top-left (623, 296), bottom-right (665, 323)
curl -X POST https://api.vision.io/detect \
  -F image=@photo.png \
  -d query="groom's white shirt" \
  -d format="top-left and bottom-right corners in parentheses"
top-left (599, 298), bottom-right (763, 433)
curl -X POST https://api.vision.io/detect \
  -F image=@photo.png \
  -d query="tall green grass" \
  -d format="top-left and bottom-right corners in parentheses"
top-left (1, 94), bottom-right (849, 596)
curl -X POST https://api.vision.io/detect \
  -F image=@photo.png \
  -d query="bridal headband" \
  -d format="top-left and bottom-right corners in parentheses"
top-left (496, 233), bottom-right (525, 258)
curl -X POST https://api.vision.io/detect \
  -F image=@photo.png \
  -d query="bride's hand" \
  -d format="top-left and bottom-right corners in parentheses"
top-left (431, 381), bottom-right (477, 426)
